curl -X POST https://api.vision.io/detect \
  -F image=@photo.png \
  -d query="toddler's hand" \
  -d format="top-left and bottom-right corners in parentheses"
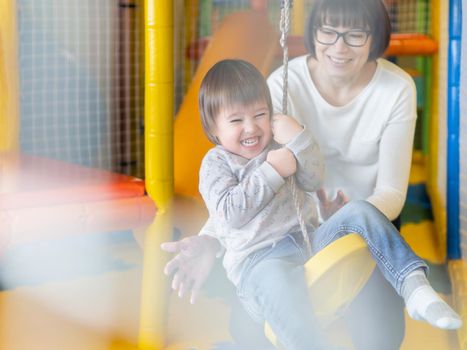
top-left (161, 235), bottom-right (219, 304)
top-left (267, 148), bottom-right (297, 178)
top-left (272, 114), bottom-right (303, 144)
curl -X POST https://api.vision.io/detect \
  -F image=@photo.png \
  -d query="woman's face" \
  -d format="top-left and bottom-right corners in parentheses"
top-left (313, 24), bottom-right (372, 80)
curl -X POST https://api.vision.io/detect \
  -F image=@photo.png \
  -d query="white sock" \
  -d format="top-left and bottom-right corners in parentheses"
top-left (401, 269), bottom-right (462, 330)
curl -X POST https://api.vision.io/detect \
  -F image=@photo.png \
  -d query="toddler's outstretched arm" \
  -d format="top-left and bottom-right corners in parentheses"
top-left (161, 234), bottom-right (220, 304)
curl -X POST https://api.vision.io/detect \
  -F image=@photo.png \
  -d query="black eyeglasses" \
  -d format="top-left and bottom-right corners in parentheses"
top-left (314, 27), bottom-right (371, 47)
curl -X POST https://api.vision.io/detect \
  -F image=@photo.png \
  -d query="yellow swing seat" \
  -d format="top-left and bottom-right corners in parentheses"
top-left (265, 233), bottom-right (376, 348)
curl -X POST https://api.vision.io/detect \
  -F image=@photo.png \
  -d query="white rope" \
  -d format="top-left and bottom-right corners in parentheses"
top-left (279, 0), bottom-right (312, 257)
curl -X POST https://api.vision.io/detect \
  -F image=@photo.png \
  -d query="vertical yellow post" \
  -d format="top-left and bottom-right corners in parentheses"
top-left (426, 0), bottom-right (447, 254)
top-left (139, 0), bottom-right (174, 349)
top-left (428, 0), bottom-right (440, 192)
top-left (292, 0), bottom-right (304, 35)
top-left (145, 0), bottom-right (174, 205)
top-left (0, 0), bottom-right (20, 152)
top-left (138, 212), bottom-right (173, 350)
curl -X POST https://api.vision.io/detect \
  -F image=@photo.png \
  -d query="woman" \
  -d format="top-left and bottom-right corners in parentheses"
top-left (163, 0), bottom-right (417, 348)
top-left (268, 0), bottom-right (414, 225)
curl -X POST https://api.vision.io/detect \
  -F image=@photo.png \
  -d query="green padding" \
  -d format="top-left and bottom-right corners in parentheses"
top-left (401, 183), bottom-right (434, 224)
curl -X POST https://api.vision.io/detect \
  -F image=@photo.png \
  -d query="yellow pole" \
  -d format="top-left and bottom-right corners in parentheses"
top-left (139, 0), bottom-right (174, 349)
top-left (145, 0), bottom-right (174, 207)
top-left (138, 212), bottom-right (173, 350)
top-left (0, 0), bottom-right (20, 152)
top-left (292, 0), bottom-right (304, 35)
top-left (426, 0), bottom-right (447, 257)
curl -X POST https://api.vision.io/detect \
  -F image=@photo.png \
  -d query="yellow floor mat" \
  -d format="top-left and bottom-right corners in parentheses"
top-left (401, 220), bottom-right (445, 264)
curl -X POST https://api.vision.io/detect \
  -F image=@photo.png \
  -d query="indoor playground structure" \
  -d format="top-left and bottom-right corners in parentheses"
top-left (0, 0), bottom-right (466, 349)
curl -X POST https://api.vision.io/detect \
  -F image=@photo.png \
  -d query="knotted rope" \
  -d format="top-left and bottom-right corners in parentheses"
top-left (279, 0), bottom-right (312, 256)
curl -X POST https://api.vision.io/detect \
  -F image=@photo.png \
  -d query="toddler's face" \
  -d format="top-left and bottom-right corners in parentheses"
top-left (213, 101), bottom-right (272, 159)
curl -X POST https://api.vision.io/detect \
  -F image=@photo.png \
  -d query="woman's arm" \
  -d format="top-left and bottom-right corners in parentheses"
top-left (366, 83), bottom-right (417, 221)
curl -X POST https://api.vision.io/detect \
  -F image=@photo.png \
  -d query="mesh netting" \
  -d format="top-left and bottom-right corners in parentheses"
top-left (387, 0), bottom-right (431, 34)
top-left (16, 0), bottom-right (433, 179)
top-left (18, 0), bottom-right (144, 177)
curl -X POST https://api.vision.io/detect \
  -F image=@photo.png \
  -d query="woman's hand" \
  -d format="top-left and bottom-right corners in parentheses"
top-left (161, 235), bottom-right (220, 304)
top-left (271, 114), bottom-right (303, 145)
top-left (316, 188), bottom-right (349, 220)
top-left (267, 147), bottom-right (297, 178)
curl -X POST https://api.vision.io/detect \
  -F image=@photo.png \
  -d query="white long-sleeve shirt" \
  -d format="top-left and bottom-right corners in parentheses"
top-left (199, 128), bottom-right (323, 285)
top-left (267, 56), bottom-right (417, 221)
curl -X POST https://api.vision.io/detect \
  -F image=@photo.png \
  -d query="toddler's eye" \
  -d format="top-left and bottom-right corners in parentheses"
top-left (255, 113), bottom-right (266, 118)
top-left (230, 119), bottom-right (241, 123)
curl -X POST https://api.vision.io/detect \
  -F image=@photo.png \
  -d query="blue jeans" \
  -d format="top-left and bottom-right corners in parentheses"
top-left (236, 200), bottom-right (427, 350)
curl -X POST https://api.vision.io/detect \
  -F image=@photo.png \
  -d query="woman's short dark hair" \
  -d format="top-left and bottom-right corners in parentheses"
top-left (199, 59), bottom-right (273, 144)
top-left (304, 0), bottom-right (391, 61)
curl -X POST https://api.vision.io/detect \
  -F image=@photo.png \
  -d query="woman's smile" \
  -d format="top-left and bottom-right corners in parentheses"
top-left (327, 55), bottom-right (353, 65)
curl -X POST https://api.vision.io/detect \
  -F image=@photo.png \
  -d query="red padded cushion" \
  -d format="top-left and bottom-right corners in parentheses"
top-left (1, 153), bottom-right (146, 210)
